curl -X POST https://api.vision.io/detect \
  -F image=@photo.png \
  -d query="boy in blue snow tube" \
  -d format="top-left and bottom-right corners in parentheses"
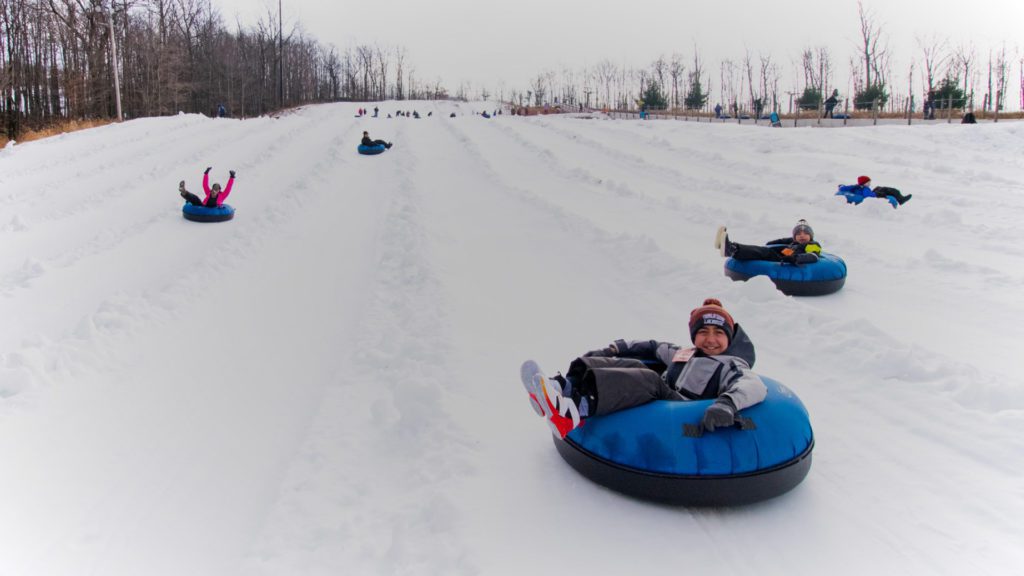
top-left (361, 131), bottom-right (393, 149)
top-left (836, 175), bottom-right (912, 208)
top-left (521, 298), bottom-right (767, 438)
top-left (716, 219), bottom-right (822, 265)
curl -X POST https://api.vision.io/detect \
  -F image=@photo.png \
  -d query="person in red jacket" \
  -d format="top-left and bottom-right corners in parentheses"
top-left (179, 167), bottom-right (235, 207)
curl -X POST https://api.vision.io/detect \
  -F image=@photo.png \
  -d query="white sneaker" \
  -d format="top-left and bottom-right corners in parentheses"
top-left (520, 360), bottom-right (549, 417)
top-left (519, 360), bottom-right (582, 438)
top-left (714, 226), bottom-right (727, 253)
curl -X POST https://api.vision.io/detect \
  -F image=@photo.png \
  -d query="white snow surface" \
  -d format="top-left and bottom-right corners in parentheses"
top-left (1, 101), bottom-right (1022, 575)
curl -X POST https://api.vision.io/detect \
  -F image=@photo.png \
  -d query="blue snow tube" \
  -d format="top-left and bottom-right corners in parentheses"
top-left (182, 203), bottom-right (235, 223)
top-left (357, 143), bottom-right (386, 155)
top-left (554, 376), bottom-right (813, 506)
top-left (724, 250), bottom-right (847, 296)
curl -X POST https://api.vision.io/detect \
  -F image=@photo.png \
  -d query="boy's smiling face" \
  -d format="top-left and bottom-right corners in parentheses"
top-left (694, 326), bottom-right (729, 355)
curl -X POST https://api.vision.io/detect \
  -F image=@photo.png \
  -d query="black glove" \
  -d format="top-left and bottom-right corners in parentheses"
top-left (229, 170), bottom-right (236, 178)
top-left (794, 253), bottom-right (819, 265)
top-left (702, 396), bottom-right (737, 431)
top-left (204, 167), bottom-right (212, 174)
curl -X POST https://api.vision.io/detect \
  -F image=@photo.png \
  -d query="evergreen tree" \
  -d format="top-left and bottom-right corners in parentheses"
top-left (641, 81), bottom-right (668, 110)
top-left (684, 76), bottom-right (708, 110)
top-left (930, 77), bottom-right (967, 109)
top-left (796, 87), bottom-right (822, 110)
top-left (854, 84), bottom-right (889, 110)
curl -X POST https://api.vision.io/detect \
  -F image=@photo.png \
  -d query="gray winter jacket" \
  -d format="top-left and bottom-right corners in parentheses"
top-left (604, 324), bottom-right (767, 411)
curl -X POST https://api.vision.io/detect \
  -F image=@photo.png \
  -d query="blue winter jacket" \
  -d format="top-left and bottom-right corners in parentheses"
top-left (836, 184), bottom-right (898, 207)
top-left (837, 184), bottom-right (874, 198)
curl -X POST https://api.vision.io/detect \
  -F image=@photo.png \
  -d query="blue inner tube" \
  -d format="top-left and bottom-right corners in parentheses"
top-left (724, 251), bottom-right (847, 296)
top-left (182, 203), bottom-right (235, 223)
top-left (357, 143), bottom-right (386, 155)
top-left (555, 376), bottom-right (813, 506)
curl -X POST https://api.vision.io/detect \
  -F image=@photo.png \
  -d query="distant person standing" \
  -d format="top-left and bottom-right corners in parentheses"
top-left (924, 95), bottom-right (936, 120)
top-left (217, 103), bottom-right (227, 118)
top-left (823, 90), bottom-right (838, 118)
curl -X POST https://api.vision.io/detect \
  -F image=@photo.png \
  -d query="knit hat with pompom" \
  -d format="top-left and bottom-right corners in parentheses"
top-left (792, 219), bottom-right (814, 240)
top-left (688, 298), bottom-right (735, 343)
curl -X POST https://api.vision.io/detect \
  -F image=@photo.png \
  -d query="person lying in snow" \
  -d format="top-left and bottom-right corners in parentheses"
top-left (361, 131), bottom-right (392, 149)
top-left (179, 167), bottom-right (235, 207)
top-left (521, 298), bottom-right (767, 438)
top-left (715, 219), bottom-right (822, 265)
top-left (836, 175), bottom-right (912, 207)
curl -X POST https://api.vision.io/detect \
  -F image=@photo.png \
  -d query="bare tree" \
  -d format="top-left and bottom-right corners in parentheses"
top-left (856, 1), bottom-right (888, 89)
top-left (917, 34), bottom-right (949, 100)
top-left (743, 50), bottom-right (757, 113)
top-left (594, 59), bottom-right (616, 109)
top-left (530, 72), bottom-right (546, 106)
top-left (953, 43), bottom-right (976, 104)
top-left (651, 54), bottom-right (666, 94)
top-left (360, 44), bottom-right (376, 99)
top-left (374, 43), bottom-right (388, 100)
top-left (720, 59), bottom-right (739, 114)
top-left (994, 44), bottom-right (1009, 113)
top-left (669, 53), bottom-right (684, 110)
top-left (758, 53), bottom-right (778, 113)
top-left (393, 45), bottom-right (406, 100)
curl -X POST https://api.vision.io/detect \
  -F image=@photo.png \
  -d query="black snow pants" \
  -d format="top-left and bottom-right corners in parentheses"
top-left (567, 356), bottom-right (682, 417)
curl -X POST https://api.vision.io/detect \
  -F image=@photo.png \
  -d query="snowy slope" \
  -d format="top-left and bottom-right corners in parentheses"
top-left (1, 102), bottom-right (1022, 575)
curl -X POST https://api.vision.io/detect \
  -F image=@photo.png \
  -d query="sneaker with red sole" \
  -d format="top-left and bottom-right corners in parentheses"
top-left (520, 360), bottom-right (582, 438)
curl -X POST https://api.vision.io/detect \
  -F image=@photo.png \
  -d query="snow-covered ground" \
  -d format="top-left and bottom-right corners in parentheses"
top-left (1, 101), bottom-right (1022, 575)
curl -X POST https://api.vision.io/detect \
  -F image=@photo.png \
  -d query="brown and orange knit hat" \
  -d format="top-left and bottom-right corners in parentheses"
top-left (688, 298), bottom-right (735, 343)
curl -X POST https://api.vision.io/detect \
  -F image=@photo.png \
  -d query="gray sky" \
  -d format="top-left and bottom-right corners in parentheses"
top-left (216, 0), bottom-right (1023, 105)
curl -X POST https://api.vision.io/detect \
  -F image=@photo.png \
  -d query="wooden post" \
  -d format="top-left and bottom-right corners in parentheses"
top-left (872, 98), bottom-right (879, 125)
top-left (994, 91), bottom-right (1001, 123)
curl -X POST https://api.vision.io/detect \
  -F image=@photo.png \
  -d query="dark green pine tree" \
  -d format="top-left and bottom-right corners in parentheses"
top-left (641, 81), bottom-right (668, 110)
top-left (930, 77), bottom-right (967, 109)
top-left (684, 76), bottom-right (708, 110)
top-left (854, 83), bottom-right (889, 110)
top-left (796, 87), bottom-right (823, 110)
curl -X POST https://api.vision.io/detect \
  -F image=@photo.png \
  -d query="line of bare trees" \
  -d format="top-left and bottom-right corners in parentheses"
top-left (513, 2), bottom-right (1018, 118)
top-left (0, 0), bottom-right (446, 141)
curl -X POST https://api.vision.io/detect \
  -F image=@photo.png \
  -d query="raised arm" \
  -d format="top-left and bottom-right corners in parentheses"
top-left (202, 167), bottom-right (212, 195)
top-left (219, 171), bottom-right (236, 202)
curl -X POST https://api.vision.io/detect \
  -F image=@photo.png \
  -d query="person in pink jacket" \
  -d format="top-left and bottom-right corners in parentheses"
top-left (179, 167), bottom-right (235, 207)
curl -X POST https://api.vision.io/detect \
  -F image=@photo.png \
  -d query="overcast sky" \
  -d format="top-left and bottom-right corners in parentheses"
top-left (215, 0), bottom-right (1023, 103)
